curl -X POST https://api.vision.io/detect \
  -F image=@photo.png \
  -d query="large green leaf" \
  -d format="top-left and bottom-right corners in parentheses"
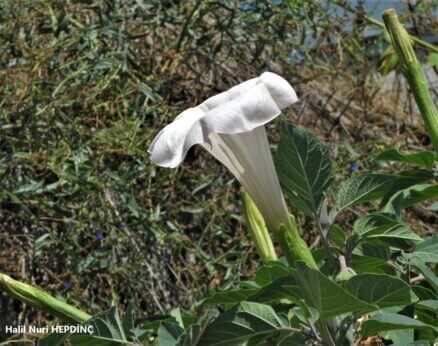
top-left (380, 169), bottom-right (436, 207)
top-left (276, 123), bottom-right (334, 215)
top-left (348, 212), bottom-right (422, 249)
top-left (414, 300), bottom-right (438, 341)
top-left (384, 184), bottom-right (438, 214)
top-left (278, 333), bottom-right (308, 345)
top-left (411, 286), bottom-right (437, 301)
top-left (335, 169), bottom-right (435, 216)
top-left (376, 149), bottom-right (437, 168)
top-left (416, 300), bottom-right (438, 313)
top-left (357, 243), bottom-right (391, 260)
top-left (409, 261), bottom-right (438, 293)
top-left (254, 262), bottom-right (293, 286)
top-left (335, 174), bottom-right (395, 214)
top-left (176, 310), bottom-right (218, 346)
top-left (413, 236), bottom-right (438, 263)
top-left (248, 276), bottom-right (299, 303)
top-left (122, 304), bottom-right (136, 342)
top-left (414, 300), bottom-right (438, 343)
top-left (68, 307), bottom-right (130, 346)
top-left (40, 307), bottom-right (132, 346)
top-left (201, 289), bottom-right (258, 306)
top-left (293, 262), bottom-right (375, 319)
top-left (349, 254), bottom-right (393, 275)
top-left (199, 302), bottom-right (291, 345)
top-left (170, 308), bottom-right (199, 330)
top-left (158, 322), bottom-right (184, 346)
top-left (384, 329), bottom-right (415, 345)
top-left (344, 274), bottom-right (412, 308)
top-left (201, 263), bottom-right (295, 306)
top-left (201, 263), bottom-right (298, 306)
top-left (402, 250), bottom-right (438, 292)
top-left (361, 313), bottom-right (438, 336)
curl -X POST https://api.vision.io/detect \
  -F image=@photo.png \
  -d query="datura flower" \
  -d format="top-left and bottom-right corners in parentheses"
top-left (149, 72), bottom-right (317, 268)
top-left (149, 72), bottom-right (295, 232)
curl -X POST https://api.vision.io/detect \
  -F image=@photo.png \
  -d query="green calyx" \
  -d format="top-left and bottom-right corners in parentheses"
top-left (0, 272), bottom-right (91, 323)
top-left (242, 190), bottom-right (278, 262)
top-left (275, 216), bottom-right (317, 269)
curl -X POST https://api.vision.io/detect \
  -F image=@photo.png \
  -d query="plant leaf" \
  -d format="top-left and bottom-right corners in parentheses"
top-left (413, 236), bottom-right (438, 263)
top-left (380, 169), bottom-right (436, 207)
top-left (201, 289), bottom-right (258, 306)
top-left (409, 261), bottom-right (438, 293)
top-left (158, 322), bottom-right (184, 346)
top-left (349, 254), bottom-right (393, 275)
top-left (416, 300), bottom-right (438, 313)
top-left (384, 184), bottom-right (438, 215)
top-left (335, 174), bottom-right (395, 214)
top-left (335, 169), bottom-right (434, 216)
top-left (69, 308), bottom-right (128, 345)
top-left (199, 302), bottom-right (291, 345)
top-left (122, 304), bottom-right (136, 341)
top-left (360, 313), bottom-right (438, 336)
top-left (349, 212), bottom-right (422, 249)
top-left (276, 123), bottom-right (334, 215)
top-left (248, 276), bottom-right (299, 303)
top-left (254, 262), bottom-right (293, 286)
top-left (376, 149), bottom-right (437, 168)
top-left (68, 307), bottom-right (130, 346)
top-left (293, 262), bottom-right (376, 319)
top-left (170, 308), bottom-right (199, 329)
top-left (176, 310), bottom-right (218, 346)
top-left (344, 274), bottom-right (412, 308)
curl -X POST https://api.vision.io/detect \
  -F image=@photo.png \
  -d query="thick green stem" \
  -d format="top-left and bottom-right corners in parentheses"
top-left (242, 191), bottom-right (278, 262)
top-left (275, 216), bottom-right (317, 269)
top-left (0, 273), bottom-right (91, 323)
top-left (383, 9), bottom-right (438, 148)
top-left (329, 0), bottom-right (438, 53)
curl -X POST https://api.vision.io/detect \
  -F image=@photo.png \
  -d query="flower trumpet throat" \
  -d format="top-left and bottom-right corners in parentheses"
top-left (0, 273), bottom-right (91, 323)
top-left (241, 190), bottom-right (277, 262)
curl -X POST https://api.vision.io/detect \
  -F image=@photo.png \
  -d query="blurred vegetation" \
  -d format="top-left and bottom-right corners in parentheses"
top-left (0, 0), bottom-right (436, 341)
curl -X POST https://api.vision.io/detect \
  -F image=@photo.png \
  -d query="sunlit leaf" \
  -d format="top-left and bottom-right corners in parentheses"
top-left (276, 123), bottom-right (334, 215)
top-left (361, 313), bottom-right (438, 336)
top-left (376, 149), bottom-right (437, 168)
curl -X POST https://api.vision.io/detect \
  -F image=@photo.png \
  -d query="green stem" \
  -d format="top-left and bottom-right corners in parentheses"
top-left (242, 191), bottom-right (278, 262)
top-left (383, 9), bottom-right (438, 148)
top-left (329, 0), bottom-right (438, 53)
top-left (275, 216), bottom-right (318, 269)
top-left (0, 273), bottom-right (91, 323)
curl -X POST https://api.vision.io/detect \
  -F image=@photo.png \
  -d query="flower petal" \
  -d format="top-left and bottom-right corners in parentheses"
top-left (148, 107), bottom-right (205, 168)
top-left (148, 72), bottom-right (298, 168)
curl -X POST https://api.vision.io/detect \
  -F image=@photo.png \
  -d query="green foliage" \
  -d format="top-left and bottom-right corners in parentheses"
top-left (40, 307), bottom-right (138, 346)
top-left (348, 212), bottom-right (422, 249)
top-left (335, 174), bottom-right (396, 214)
top-left (384, 184), bottom-right (438, 214)
top-left (199, 302), bottom-right (291, 345)
top-left (276, 123), bottom-right (334, 216)
top-left (361, 313), bottom-right (438, 336)
top-left (413, 236), bottom-right (438, 263)
top-left (376, 148), bottom-right (437, 168)
top-left (344, 274), bottom-right (412, 308)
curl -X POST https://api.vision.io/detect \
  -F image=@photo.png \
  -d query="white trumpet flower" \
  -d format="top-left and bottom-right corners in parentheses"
top-left (148, 72), bottom-right (297, 233)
